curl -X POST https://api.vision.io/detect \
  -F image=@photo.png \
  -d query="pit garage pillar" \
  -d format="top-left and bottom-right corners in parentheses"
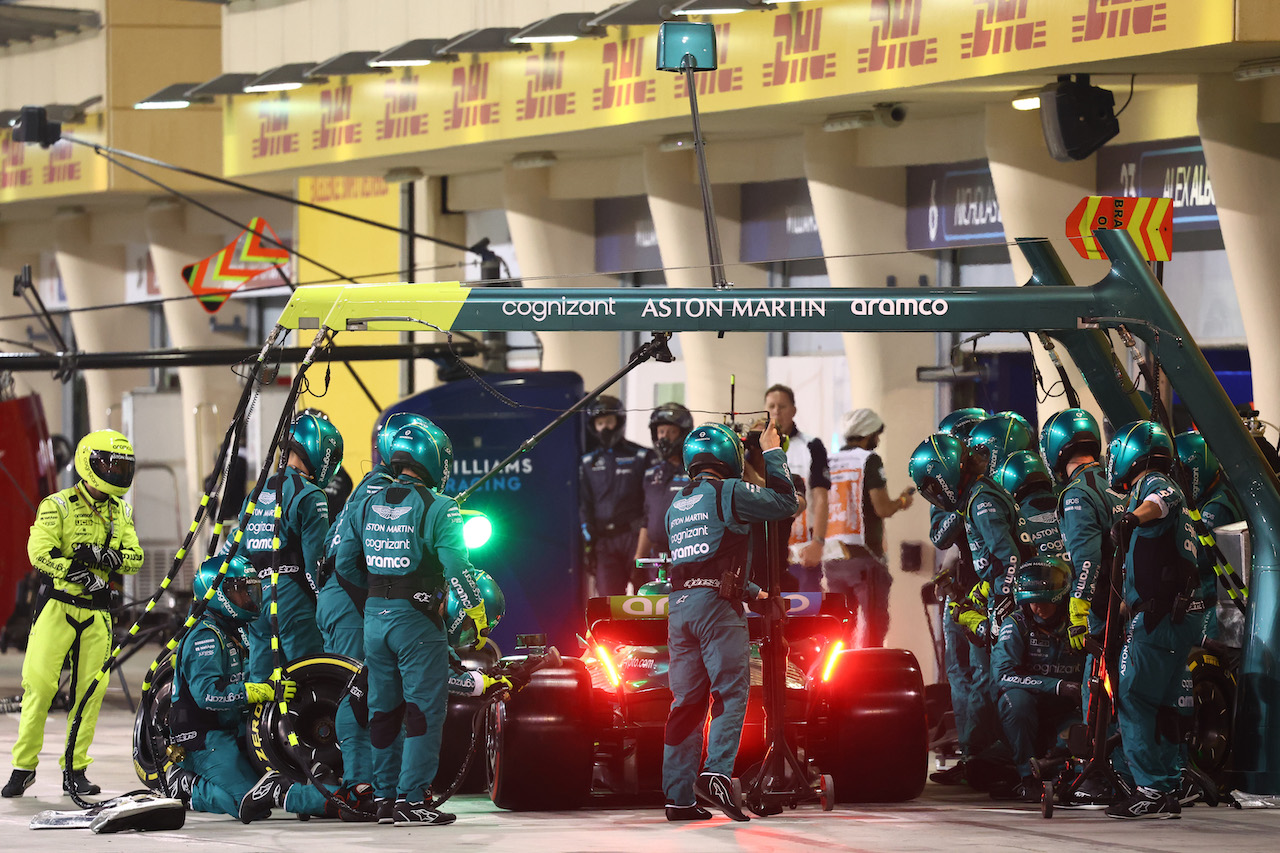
top-left (408, 177), bottom-right (469, 396)
top-left (503, 165), bottom-right (621, 390)
top-left (803, 127), bottom-right (935, 668)
top-left (144, 199), bottom-right (246, 515)
top-left (1198, 72), bottom-right (1280, 793)
top-left (983, 104), bottom-right (1104, 427)
top-left (52, 208), bottom-right (150, 432)
top-left (0, 245), bottom-right (66, 438)
top-left (1198, 73), bottom-right (1280, 430)
top-left (641, 145), bottom-right (766, 416)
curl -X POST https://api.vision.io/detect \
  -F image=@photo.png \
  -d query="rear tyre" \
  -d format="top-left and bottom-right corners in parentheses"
top-left (1189, 648), bottom-right (1235, 785)
top-left (486, 657), bottom-right (593, 810)
top-left (807, 648), bottom-right (927, 803)
top-left (245, 654), bottom-right (363, 783)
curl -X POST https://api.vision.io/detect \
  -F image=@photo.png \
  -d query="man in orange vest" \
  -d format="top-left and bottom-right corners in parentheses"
top-left (824, 409), bottom-right (914, 647)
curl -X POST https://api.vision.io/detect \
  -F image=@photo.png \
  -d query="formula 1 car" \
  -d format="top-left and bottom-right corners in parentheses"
top-left (483, 592), bottom-right (928, 810)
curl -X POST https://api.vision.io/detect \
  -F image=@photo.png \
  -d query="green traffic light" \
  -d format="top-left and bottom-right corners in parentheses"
top-left (462, 511), bottom-right (493, 549)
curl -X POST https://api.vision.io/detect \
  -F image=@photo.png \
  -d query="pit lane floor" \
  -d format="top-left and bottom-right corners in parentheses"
top-left (2, 649), bottom-right (1278, 852)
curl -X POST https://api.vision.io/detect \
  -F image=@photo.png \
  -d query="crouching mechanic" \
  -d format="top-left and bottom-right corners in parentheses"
top-left (4, 430), bottom-right (142, 799)
top-left (243, 412), bottom-right (343, 682)
top-left (991, 557), bottom-right (1084, 801)
top-left (164, 554), bottom-right (328, 823)
top-left (662, 421), bottom-right (798, 823)
top-left (316, 412), bottom-right (426, 801)
top-left (344, 419), bottom-right (490, 826)
top-left (1105, 421), bottom-right (1202, 820)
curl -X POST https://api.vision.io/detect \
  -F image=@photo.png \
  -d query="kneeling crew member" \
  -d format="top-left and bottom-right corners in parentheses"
top-left (991, 557), bottom-right (1084, 801)
top-left (662, 421), bottom-right (798, 823)
top-left (165, 555), bottom-right (327, 823)
top-left (346, 419), bottom-right (488, 826)
top-left (4, 430), bottom-right (142, 799)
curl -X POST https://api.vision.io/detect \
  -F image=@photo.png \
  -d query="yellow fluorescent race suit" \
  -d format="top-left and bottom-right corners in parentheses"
top-left (12, 484), bottom-right (143, 772)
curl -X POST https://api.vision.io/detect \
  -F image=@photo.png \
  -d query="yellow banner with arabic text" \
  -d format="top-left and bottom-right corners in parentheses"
top-left (224, 0), bottom-right (1234, 176)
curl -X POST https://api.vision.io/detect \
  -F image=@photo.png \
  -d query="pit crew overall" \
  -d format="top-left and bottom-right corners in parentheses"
top-left (1115, 471), bottom-right (1201, 794)
top-left (962, 478), bottom-right (1025, 707)
top-left (1195, 482), bottom-right (1243, 640)
top-left (992, 612), bottom-right (1084, 779)
top-left (13, 485), bottom-right (142, 775)
top-left (357, 474), bottom-right (484, 802)
top-left (319, 463), bottom-right (393, 786)
top-left (169, 614), bottom-right (325, 818)
top-left (241, 467), bottom-right (330, 682)
top-left (1057, 462), bottom-right (1125, 717)
top-left (1016, 492), bottom-right (1068, 562)
top-left (661, 447), bottom-right (797, 807)
top-left (930, 505), bottom-right (983, 760)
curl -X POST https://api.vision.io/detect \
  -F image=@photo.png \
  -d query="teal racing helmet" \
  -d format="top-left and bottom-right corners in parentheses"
top-left (967, 415), bottom-right (1034, 477)
top-left (1174, 430), bottom-right (1220, 505)
top-left (1040, 408), bottom-right (1102, 479)
top-left (683, 423), bottom-right (745, 479)
top-left (908, 433), bottom-right (969, 513)
top-left (1014, 556), bottom-right (1071, 626)
top-left (194, 553), bottom-right (261, 624)
top-left (388, 419), bottom-right (453, 491)
top-left (1107, 420), bottom-right (1174, 493)
top-left (938, 407), bottom-right (990, 441)
top-left (995, 450), bottom-right (1054, 502)
top-left (445, 569), bottom-right (505, 648)
top-left (377, 411), bottom-right (429, 464)
top-left (288, 412), bottom-right (344, 488)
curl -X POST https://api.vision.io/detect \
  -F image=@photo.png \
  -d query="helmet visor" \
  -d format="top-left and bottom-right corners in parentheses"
top-left (224, 576), bottom-right (262, 616)
top-left (90, 451), bottom-right (135, 489)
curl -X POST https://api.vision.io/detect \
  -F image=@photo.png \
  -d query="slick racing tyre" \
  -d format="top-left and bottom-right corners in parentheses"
top-left (132, 652), bottom-right (176, 791)
top-left (807, 648), bottom-right (927, 802)
top-left (246, 654), bottom-right (363, 784)
top-left (486, 656), bottom-right (593, 810)
top-left (1189, 647), bottom-right (1235, 783)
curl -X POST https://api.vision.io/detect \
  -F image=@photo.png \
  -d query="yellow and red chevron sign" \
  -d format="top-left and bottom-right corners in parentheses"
top-left (1067, 195), bottom-right (1173, 262)
top-left (181, 217), bottom-right (290, 313)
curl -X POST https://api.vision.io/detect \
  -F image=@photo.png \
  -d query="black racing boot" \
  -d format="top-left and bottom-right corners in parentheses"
top-left (376, 797), bottom-right (395, 824)
top-left (665, 803), bottom-right (713, 821)
top-left (392, 799), bottom-right (456, 826)
top-left (63, 768), bottom-right (100, 796)
top-left (695, 772), bottom-right (750, 822)
top-left (326, 783), bottom-right (379, 822)
top-left (1058, 774), bottom-right (1113, 809)
top-left (2, 769), bottom-right (35, 798)
top-left (239, 771), bottom-right (288, 823)
top-left (989, 776), bottom-right (1041, 803)
top-left (163, 765), bottom-right (198, 806)
top-left (929, 761), bottom-right (967, 786)
top-left (1106, 786), bottom-right (1181, 820)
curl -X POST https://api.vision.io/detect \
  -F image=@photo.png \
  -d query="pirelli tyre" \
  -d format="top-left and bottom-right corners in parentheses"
top-left (436, 694), bottom-right (487, 794)
top-left (246, 654), bottom-right (363, 783)
top-left (485, 656), bottom-right (593, 810)
top-left (1189, 647), bottom-right (1236, 783)
top-left (132, 652), bottom-right (176, 791)
top-left (807, 647), bottom-right (928, 802)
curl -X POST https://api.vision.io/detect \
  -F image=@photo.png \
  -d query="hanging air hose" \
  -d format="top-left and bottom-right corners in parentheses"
top-left (1035, 332), bottom-right (1082, 408)
top-left (62, 326), bottom-right (286, 809)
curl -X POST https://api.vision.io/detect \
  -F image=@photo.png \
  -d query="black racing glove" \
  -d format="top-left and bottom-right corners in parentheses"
top-left (73, 543), bottom-right (125, 571)
top-left (1110, 512), bottom-right (1139, 548)
top-left (65, 563), bottom-right (108, 593)
top-left (992, 593), bottom-right (1015, 625)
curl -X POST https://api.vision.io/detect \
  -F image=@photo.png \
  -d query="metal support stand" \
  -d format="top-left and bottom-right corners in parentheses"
top-left (742, 521), bottom-right (833, 813)
top-left (682, 58), bottom-right (728, 290)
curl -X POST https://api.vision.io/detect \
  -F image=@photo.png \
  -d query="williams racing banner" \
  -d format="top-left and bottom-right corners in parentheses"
top-left (224, 0), bottom-right (1234, 176)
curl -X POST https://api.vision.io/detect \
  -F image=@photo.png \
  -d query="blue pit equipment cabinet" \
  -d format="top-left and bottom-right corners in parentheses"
top-left (378, 372), bottom-right (586, 653)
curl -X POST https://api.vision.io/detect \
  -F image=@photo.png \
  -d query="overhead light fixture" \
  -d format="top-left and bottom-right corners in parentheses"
top-left (511, 13), bottom-right (607, 43)
top-left (243, 63), bottom-right (322, 93)
top-left (307, 51), bottom-right (387, 78)
top-left (186, 73), bottom-right (258, 98)
top-left (369, 38), bottom-right (454, 67)
top-left (588, 0), bottom-right (681, 27)
top-left (658, 132), bottom-right (697, 152)
top-left (1039, 74), bottom-right (1119, 162)
top-left (1011, 88), bottom-right (1044, 111)
top-left (42, 96), bottom-right (102, 124)
top-left (511, 151), bottom-right (558, 169)
top-left (439, 28), bottom-right (531, 55)
top-left (133, 83), bottom-right (209, 110)
top-left (0, 109), bottom-right (21, 127)
top-left (674, 0), bottom-right (774, 14)
top-left (1234, 57), bottom-right (1280, 81)
top-left (821, 103), bottom-right (906, 132)
top-left (385, 166), bottom-right (425, 184)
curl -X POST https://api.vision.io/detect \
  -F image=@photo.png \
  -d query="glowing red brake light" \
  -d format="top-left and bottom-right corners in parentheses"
top-left (595, 644), bottom-right (621, 687)
top-left (821, 640), bottom-right (845, 683)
